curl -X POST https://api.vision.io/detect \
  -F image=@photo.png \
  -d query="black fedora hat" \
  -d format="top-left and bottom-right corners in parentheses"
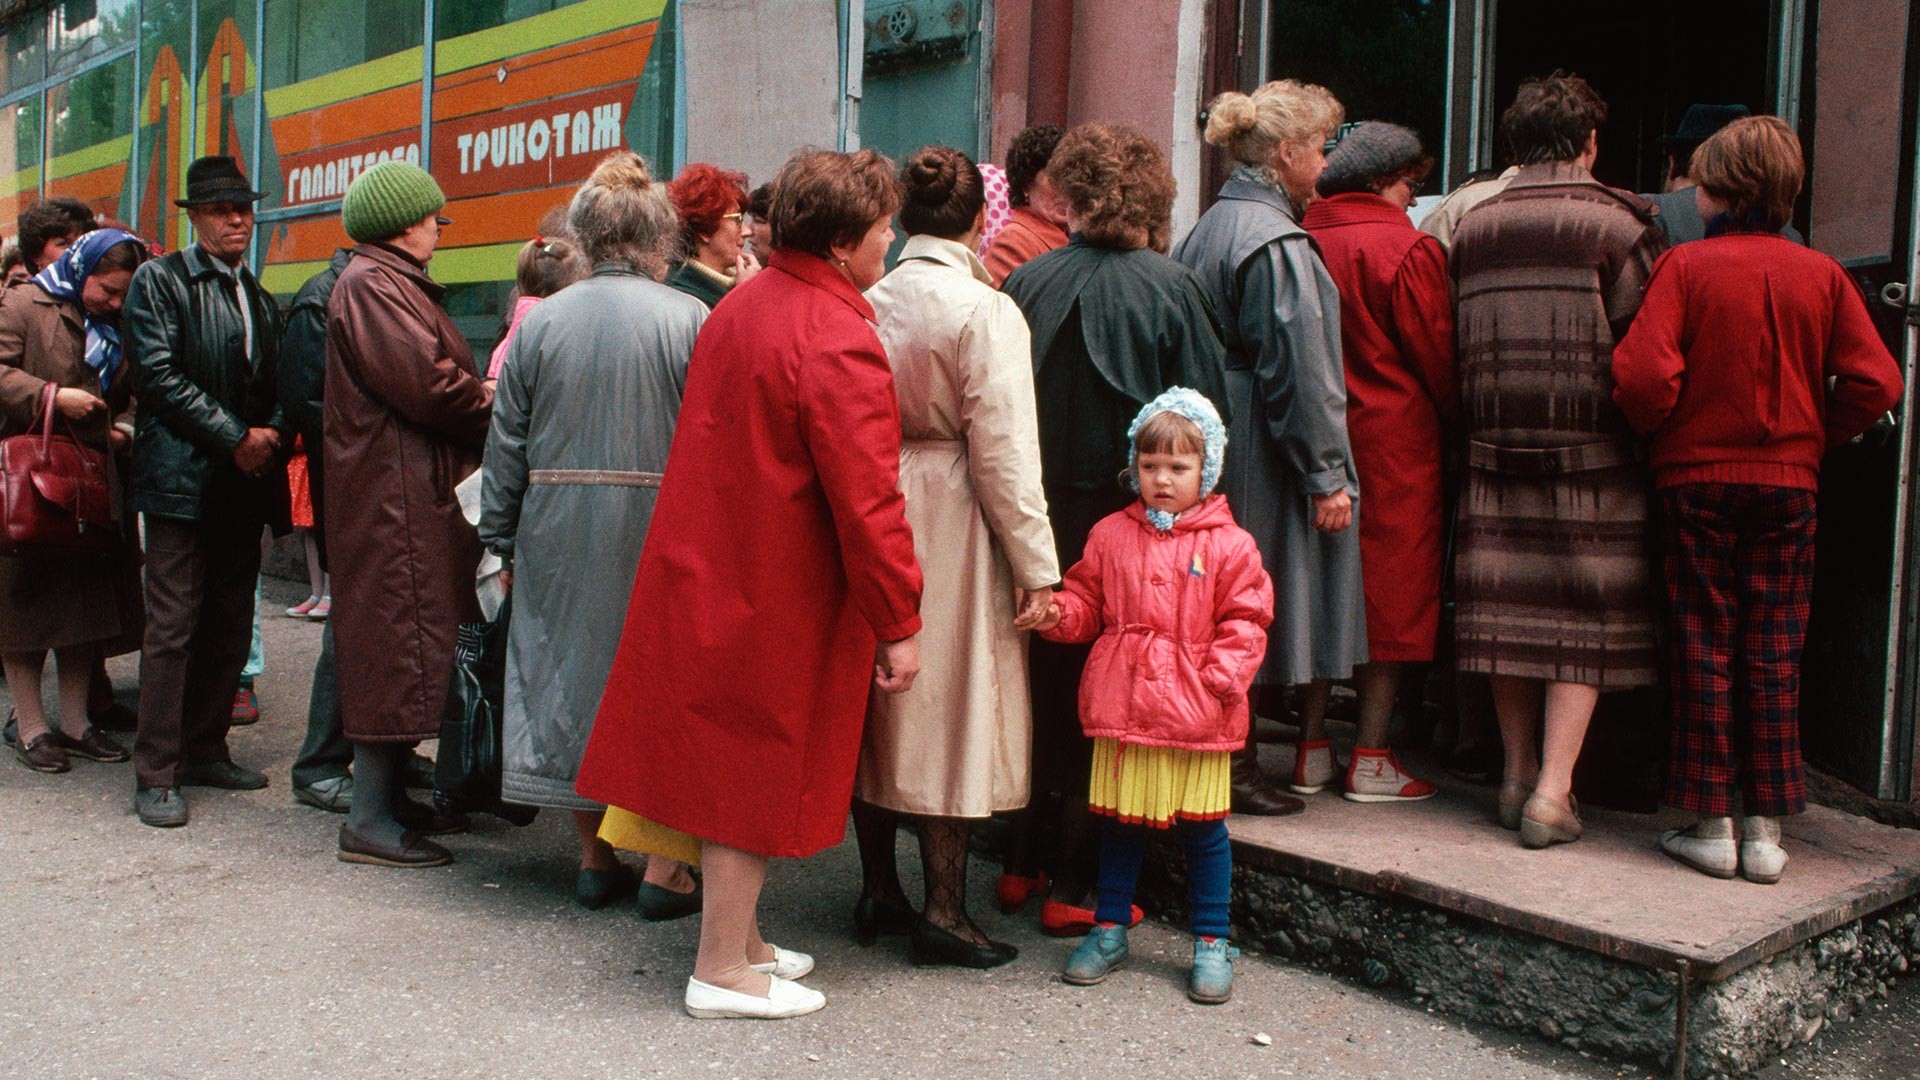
top-left (1661, 104), bottom-right (1752, 148)
top-left (175, 156), bottom-right (265, 207)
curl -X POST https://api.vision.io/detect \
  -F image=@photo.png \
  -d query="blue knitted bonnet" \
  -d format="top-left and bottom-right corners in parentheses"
top-left (1126, 386), bottom-right (1227, 531)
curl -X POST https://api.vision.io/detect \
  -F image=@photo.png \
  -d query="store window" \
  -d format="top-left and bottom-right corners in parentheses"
top-left (436, 0), bottom-right (591, 40)
top-left (51, 0), bottom-right (138, 75)
top-left (48, 54), bottom-right (134, 160)
top-left (262, 0), bottom-right (423, 89)
top-left (1268, 0), bottom-right (1449, 195)
top-left (5, 15), bottom-right (46, 93)
top-left (2, 98), bottom-right (42, 180)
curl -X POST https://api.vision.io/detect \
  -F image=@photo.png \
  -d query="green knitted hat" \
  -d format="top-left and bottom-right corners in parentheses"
top-left (342, 161), bottom-right (446, 243)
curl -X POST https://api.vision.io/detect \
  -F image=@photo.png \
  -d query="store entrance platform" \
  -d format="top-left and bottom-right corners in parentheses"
top-left (1179, 743), bottom-right (1920, 1076)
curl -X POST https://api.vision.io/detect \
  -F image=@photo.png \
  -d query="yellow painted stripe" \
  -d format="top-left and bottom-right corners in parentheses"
top-left (434, 0), bottom-right (665, 75)
top-left (4, 164), bottom-right (44, 196)
top-left (263, 48), bottom-right (425, 119)
top-left (260, 241), bottom-right (520, 295)
top-left (45, 135), bottom-right (135, 181)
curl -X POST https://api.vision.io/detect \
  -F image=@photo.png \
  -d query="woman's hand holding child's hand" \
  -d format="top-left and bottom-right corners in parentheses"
top-left (1012, 586), bottom-right (1055, 630)
top-left (873, 635), bottom-right (920, 693)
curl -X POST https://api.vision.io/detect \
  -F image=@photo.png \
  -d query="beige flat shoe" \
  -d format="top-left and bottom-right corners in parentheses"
top-left (1497, 779), bottom-right (1530, 831)
top-left (1519, 792), bottom-right (1582, 849)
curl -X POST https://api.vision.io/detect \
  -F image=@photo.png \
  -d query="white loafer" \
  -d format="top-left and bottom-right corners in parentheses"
top-left (1659, 816), bottom-right (1737, 879)
top-left (748, 945), bottom-right (815, 980)
top-left (684, 975), bottom-right (825, 1019)
top-left (1739, 815), bottom-right (1788, 884)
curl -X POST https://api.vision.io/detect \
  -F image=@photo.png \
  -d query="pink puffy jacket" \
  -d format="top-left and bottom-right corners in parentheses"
top-left (1042, 495), bottom-right (1274, 752)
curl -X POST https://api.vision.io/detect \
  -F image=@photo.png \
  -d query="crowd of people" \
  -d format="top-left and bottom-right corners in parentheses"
top-left (0, 68), bottom-right (1903, 1019)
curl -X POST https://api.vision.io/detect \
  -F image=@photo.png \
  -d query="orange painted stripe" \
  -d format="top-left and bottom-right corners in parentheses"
top-left (45, 165), bottom-right (127, 205)
top-left (261, 185), bottom-right (575, 266)
top-left (260, 215), bottom-right (351, 266)
top-left (269, 83), bottom-right (422, 156)
top-left (433, 29), bottom-right (652, 120)
top-left (435, 22), bottom-right (649, 91)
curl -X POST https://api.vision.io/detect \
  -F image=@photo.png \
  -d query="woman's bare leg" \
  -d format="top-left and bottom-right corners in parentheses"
top-left (1536, 681), bottom-right (1600, 803)
top-left (1489, 675), bottom-right (1543, 789)
top-left (692, 841), bottom-right (771, 995)
top-left (52, 645), bottom-right (95, 737)
top-left (2, 652), bottom-right (50, 743)
top-left (644, 856), bottom-right (696, 892)
top-left (572, 810), bottom-right (618, 871)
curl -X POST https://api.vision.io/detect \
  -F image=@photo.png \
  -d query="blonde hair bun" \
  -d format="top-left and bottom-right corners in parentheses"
top-left (1205, 93), bottom-right (1261, 147)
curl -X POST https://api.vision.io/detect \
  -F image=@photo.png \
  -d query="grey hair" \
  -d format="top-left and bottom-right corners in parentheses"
top-left (567, 150), bottom-right (681, 278)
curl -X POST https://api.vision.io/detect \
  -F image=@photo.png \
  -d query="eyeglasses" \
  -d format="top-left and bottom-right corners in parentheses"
top-left (721, 212), bottom-right (743, 221)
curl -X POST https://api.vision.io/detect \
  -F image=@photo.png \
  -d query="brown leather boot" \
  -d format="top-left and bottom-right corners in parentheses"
top-left (1231, 742), bottom-right (1304, 815)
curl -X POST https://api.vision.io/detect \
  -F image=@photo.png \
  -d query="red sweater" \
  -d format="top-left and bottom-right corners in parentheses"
top-left (1612, 233), bottom-right (1903, 489)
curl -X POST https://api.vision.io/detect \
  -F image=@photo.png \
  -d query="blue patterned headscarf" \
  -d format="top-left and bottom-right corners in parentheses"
top-left (30, 227), bottom-right (145, 393)
top-left (1126, 386), bottom-right (1228, 531)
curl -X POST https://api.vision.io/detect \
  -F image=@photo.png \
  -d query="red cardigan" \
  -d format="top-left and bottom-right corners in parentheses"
top-left (1612, 233), bottom-right (1903, 489)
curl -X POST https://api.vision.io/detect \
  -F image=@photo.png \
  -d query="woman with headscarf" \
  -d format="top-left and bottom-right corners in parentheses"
top-left (0, 228), bottom-right (149, 771)
top-left (999, 122), bottom-right (1229, 935)
top-left (1173, 80), bottom-right (1364, 812)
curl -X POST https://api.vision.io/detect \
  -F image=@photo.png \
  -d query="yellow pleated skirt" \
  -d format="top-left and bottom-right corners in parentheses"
top-left (1088, 738), bottom-right (1232, 829)
top-left (597, 806), bottom-right (704, 867)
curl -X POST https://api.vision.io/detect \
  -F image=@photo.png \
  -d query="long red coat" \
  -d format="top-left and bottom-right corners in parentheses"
top-left (575, 250), bottom-right (923, 859)
top-left (1302, 193), bottom-right (1458, 661)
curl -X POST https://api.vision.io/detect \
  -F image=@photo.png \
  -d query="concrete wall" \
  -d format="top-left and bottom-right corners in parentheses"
top-left (1806, 0), bottom-right (1912, 261)
top-left (681, 0), bottom-right (843, 187)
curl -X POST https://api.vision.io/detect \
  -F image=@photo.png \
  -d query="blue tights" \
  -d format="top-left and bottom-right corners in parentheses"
top-left (1093, 817), bottom-right (1232, 938)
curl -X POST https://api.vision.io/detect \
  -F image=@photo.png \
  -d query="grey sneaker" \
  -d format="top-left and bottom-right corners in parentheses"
top-left (1062, 924), bottom-right (1130, 985)
top-left (293, 774), bottom-right (354, 813)
top-left (1188, 936), bottom-right (1240, 1004)
top-left (136, 786), bottom-right (189, 828)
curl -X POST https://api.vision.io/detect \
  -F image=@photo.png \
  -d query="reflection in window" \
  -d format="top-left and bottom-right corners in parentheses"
top-left (1268, 0), bottom-right (1449, 195)
top-left (1, 99), bottom-right (42, 181)
top-left (436, 0), bottom-right (591, 40)
top-left (5, 14), bottom-right (45, 93)
top-left (49, 54), bottom-right (134, 159)
top-left (51, 0), bottom-right (138, 74)
top-left (262, 0), bottom-right (423, 89)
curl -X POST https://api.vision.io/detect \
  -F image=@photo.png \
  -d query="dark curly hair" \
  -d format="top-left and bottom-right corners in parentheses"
top-left (1004, 124), bottom-right (1064, 208)
top-left (1047, 123), bottom-right (1174, 253)
top-left (1501, 71), bottom-right (1609, 165)
top-left (17, 196), bottom-right (95, 269)
top-left (898, 145), bottom-right (984, 240)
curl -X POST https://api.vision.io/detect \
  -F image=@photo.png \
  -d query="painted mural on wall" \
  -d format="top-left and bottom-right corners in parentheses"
top-left (2, 0), bottom-right (674, 304)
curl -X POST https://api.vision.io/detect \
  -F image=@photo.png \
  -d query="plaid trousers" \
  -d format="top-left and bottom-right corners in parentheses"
top-left (1661, 483), bottom-right (1817, 817)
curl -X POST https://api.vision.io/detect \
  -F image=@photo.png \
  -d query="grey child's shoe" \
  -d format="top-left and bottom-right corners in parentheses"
top-left (1188, 936), bottom-right (1239, 1004)
top-left (1739, 815), bottom-right (1788, 884)
top-left (1062, 924), bottom-right (1130, 985)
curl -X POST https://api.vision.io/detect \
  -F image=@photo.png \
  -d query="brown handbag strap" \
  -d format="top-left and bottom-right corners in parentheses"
top-left (37, 382), bottom-right (55, 453)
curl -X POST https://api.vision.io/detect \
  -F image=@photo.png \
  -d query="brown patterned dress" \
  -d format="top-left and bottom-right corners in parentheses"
top-left (1450, 161), bottom-right (1666, 688)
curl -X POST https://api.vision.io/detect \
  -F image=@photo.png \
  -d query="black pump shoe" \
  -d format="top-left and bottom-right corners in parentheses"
top-left (909, 918), bottom-right (1018, 969)
top-left (575, 865), bottom-right (638, 910)
top-left (851, 895), bottom-right (917, 946)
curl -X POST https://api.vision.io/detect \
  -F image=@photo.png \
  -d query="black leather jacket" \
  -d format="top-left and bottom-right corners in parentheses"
top-left (123, 243), bottom-right (289, 525)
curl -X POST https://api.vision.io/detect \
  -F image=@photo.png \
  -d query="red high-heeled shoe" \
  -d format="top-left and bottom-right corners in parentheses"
top-left (995, 872), bottom-right (1050, 914)
top-left (1040, 898), bottom-right (1144, 937)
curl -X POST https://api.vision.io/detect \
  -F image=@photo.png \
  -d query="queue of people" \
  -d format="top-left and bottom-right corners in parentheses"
top-left (0, 66), bottom-right (1903, 1022)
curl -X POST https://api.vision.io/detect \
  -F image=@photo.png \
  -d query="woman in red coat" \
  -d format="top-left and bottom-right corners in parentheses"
top-left (1301, 122), bottom-right (1458, 800)
top-left (576, 149), bottom-right (922, 1020)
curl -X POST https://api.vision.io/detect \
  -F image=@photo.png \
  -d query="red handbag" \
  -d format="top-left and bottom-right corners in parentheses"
top-left (0, 383), bottom-right (116, 557)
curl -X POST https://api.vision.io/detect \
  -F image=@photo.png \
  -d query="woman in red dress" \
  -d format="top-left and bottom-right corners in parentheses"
top-left (576, 149), bottom-right (922, 1020)
top-left (1301, 122), bottom-right (1458, 800)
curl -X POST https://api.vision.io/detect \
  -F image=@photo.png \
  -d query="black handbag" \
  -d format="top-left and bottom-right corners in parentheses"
top-left (434, 595), bottom-right (537, 826)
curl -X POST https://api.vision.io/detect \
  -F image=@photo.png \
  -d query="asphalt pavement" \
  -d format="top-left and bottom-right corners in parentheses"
top-left (1, 574), bottom-right (1911, 1080)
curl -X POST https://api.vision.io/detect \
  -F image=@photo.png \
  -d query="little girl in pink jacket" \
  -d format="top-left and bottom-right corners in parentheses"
top-left (1037, 387), bottom-right (1273, 1004)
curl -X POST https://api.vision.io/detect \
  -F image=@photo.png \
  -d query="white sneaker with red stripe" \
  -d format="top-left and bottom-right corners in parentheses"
top-left (1289, 739), bottom-right (1342, 795)
top-left (1344, 748), bottom-right (1437, 803)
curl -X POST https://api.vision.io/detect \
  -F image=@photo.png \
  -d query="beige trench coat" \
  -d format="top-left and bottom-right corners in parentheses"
top-left (856, 235), bottom-right (1059, 817)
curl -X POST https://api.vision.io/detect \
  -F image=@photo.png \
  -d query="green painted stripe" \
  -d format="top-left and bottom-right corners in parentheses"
top-left (434, 0), bottom-right (664, 76)
top-left (261, 260), bottom-right (329, 295)
top-left (5, 164), bottom-right (43, 195)
top-left (262, 47), bottom-right (425, 119)
top-left (431, 241), bottom-right (522, 284)
top-left (45, 135), bottom-right (134, 181)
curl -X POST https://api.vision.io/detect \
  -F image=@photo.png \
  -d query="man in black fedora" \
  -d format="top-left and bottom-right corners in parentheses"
top-left (1646, 104), bottom-right (1803, 246)
top-left (123, 155), bottom-right (290, 828)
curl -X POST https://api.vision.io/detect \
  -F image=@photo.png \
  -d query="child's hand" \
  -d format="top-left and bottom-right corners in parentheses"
top-left (1012, 586), bottom-right (1055, 630)
top-left (1034, 603), bottom-right (1064, 633)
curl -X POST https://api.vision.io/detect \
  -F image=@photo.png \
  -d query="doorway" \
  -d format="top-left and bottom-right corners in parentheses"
top-left (1492, 0), bottom-right (1775, 193)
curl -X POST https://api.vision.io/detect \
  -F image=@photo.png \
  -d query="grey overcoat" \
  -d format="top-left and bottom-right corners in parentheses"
top-left (1174, 169), bottom-right (1367, 686)
top-left (479, 265), bottom-right (706, 810)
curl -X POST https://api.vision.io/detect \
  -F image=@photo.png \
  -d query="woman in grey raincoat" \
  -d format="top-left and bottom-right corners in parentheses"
top-left (1173, 80), bottom-right (1366, 811)
top-left (479, 151), bottom-right (706, 914)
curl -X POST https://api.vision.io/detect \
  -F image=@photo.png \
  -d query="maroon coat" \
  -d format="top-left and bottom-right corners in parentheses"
top-left (577, 251), bottom-right (922, 859)
top-left (1302, 193), bottom-right (1458, 661)
top-left (324, 243), bottom-right (493, 743)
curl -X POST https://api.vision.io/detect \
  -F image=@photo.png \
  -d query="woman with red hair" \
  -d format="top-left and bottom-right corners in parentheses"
top-left (666, 162), bottom-right (759, 307)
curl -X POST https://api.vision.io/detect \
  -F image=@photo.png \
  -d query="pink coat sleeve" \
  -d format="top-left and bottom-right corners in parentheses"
top-left (798, 319), bottom-right (924, 642)
top-left (1041, 539), bottom-right (1106, 645)
top-left (1198, 530), bottom-right (1274, 706)
top-left (1823, 269), bottom-right (1904, 445)
top-left (1612, 250), bottom-right (1690, 435)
